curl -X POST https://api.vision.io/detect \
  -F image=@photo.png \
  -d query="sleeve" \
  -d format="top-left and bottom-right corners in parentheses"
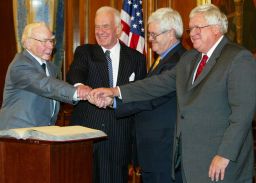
top-left (217, 50), bottom-right (256, 161)
top-left (10, 59), bottom-right (76, 104)
top-left (66, 46), bottom-right (89, 85)
top-left (116, 61), bottom-right (177, 117)
top-left (120, 66), bottom-right (177, 104)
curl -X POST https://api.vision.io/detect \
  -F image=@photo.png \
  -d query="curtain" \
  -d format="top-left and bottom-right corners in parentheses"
top-left (13, 0), bottom-right (64, 77)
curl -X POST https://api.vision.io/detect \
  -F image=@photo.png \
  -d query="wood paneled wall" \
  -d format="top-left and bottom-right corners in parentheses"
top-left (0, 1), bottom-right (17, 105)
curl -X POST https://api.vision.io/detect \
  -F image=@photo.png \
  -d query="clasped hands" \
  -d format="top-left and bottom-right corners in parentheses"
top-left (76, 85), bottom-right (118, 108)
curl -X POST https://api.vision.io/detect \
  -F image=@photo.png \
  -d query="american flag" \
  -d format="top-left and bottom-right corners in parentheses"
top-left (120, 0), bottom-right (145, 54)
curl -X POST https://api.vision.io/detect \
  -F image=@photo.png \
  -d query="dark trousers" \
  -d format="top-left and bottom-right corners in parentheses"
top-left (141, 169), bottom-right (182, 183)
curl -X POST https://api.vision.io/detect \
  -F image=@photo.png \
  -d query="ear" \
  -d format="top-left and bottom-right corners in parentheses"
top-left (23, 39), bottom-right (32, 49)
top-left (116, 24), bottom-right (123, 38)
top-left (212, 25), bottom-right (221, 35)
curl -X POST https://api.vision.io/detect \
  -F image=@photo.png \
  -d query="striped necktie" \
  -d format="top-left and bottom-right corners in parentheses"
top-left (105, 50), bottom-right (113, 87)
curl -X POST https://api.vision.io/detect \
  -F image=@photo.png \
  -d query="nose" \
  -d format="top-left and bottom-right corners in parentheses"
top-left (46, 42), bottom-right (54, 49)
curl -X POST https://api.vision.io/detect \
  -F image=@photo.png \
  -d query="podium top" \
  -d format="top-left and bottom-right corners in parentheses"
top-left (0, 125), bottom-right (107, 142)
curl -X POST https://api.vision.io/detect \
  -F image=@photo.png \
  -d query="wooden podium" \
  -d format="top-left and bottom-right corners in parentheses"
top-left (0, 138), bottom-right (99, 183)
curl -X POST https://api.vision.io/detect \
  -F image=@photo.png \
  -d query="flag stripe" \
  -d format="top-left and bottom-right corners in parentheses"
top-left (120, 0), bottom-right (145, 54)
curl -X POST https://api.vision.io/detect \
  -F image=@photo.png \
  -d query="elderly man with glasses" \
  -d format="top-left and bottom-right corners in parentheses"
top-left (0, 22), bottom-right (90, 130)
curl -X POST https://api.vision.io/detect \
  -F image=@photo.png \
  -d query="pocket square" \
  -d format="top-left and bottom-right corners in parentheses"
top-left (129, 72), bottom-right (135, 82)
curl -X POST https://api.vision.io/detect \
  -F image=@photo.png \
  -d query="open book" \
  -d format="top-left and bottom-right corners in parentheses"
top-left (0, 125), bottom-right (107, 141)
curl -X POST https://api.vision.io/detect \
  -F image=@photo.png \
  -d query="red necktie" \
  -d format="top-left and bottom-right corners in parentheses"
top-left (195, 55), bottom-right (208, 80)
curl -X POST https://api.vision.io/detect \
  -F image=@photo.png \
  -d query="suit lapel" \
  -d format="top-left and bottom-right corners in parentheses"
top-left (148, 43), bottom-right (183, 76)
top-left (187, 54), bottom-right (200, 90)
top-left (188, 37), bottom-right (229, 90)
top-left (46, 63), bottom-right (56, 77)
top-left (93, 45), bottom-right (110, 87)
top-left (116, 44), bottom-right (131, 86)
top-left (191, 55), bottom-right (218, 87)
top-left (23, 50), bottom-right (47, 75)
top-left (148, 57), bottom-right (161, 76)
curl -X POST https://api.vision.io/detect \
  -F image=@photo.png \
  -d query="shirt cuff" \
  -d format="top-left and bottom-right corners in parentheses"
top-left (72, 90), bottom-right (79, 101)
top-left (117, 86), bottom-right (122, 99)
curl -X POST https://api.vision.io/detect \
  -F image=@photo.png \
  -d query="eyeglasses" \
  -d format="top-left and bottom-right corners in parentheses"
top-left (95, 24), bottom-right (112, 31)
top-left (148, 30), bottom-right (170, 40)
top-left (29, 37), bottom-right (56, 45)
top-left (186, 25), bottom-right (215, 34)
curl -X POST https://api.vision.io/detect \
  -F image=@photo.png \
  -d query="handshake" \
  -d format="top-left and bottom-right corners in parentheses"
top-left (76, 84), bottom-right (120, 108)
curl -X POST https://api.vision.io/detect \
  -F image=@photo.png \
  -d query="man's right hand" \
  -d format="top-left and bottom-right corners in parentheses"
top-left (88, 87), bottom-right (119, 108)
top-left (76, 84), bottom-right (92, 100)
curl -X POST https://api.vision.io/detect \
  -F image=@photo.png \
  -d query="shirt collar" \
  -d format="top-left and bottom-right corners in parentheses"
top-left (101, 40), bottom-right (120, 54)
top-left (26, 49), bottom-right (46, 65)
top-left (204, 35), bottom-right (224, 58)
top-left (160, 41), bottom-right (180, 59)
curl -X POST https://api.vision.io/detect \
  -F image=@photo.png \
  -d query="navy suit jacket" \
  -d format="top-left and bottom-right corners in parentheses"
top-left (66, 43), bottom-right (146, 183)
top-left (116, 43), bottom-right (186, 172)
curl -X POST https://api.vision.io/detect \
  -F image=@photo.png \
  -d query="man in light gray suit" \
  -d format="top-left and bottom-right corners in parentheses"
top-left (0, 22), bottom-right (90, 130)
top-left (89, 4), bottom-right (256, 183)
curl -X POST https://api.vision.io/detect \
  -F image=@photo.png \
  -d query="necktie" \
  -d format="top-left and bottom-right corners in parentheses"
top-left (152, 56), bottom-right (161, 70)
top-left (41, 63), bottom-right (46, 73)
top-left (195, 55), bottom-right (208, 80)
top-left (41, 63), bottom-right (55, 118)
top-left (105, 50), bottom-right (113, 87)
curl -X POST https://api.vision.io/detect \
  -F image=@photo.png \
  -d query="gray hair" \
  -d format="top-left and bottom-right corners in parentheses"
top-left (148, 8), bottom-right (183, 38)
top-left (189, 4), bottom-right (228, 34)
top-left (21, 22), bottom-right (50, 47)
top-left (96, 6), bottom-right (122, 29)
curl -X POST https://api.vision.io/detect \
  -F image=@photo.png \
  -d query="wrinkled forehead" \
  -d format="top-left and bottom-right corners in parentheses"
top-left (31, 25), bottom-right (55, 39)
top-left (95, 11), bottom-right (115, 25)
top-left (189, 13), bottom-right (207, 26)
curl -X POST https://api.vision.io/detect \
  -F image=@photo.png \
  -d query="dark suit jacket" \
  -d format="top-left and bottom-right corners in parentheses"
top-left (0, 50), bottom-right (77, 129)
top-left (116, 43), bottom-right (186, 175)
top-left (119, 37), bottom-right (256, 183)
top-left (66, 43), bottom-right (146, 183)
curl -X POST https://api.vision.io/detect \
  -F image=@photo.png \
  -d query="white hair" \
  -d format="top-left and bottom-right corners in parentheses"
top-left (190, 4), bottom-right (228, 34)
top-left (21, 22), bottom-right (50, 47)
top-left (96, 6), bottom-right (122, 30)
top-left (148, 8), bottom-right (183, 38)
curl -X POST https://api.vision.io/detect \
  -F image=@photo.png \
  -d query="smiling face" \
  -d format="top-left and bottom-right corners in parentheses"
top-left (26, 25), bottom-right (55, 61)
top-left (95, 11), bottom-right (119, 49)
top-left (189, 13), bottom-right (221, 53)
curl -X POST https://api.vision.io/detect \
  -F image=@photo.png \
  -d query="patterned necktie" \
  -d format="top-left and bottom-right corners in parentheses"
top-left (195, 54), bottom-right (208, 80)
top-left (105, 50), bottom-right (113, 87)
top-left (152, 56), bottom-right (161, 70)
top-left (41, 63), bottom-right (46, 73)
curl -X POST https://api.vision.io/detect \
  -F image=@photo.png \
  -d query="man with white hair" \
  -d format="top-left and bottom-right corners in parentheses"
top-left (66, 6), bottom-right (146, 183)
top-left (0, 22), bottom-right (89, 129)
top-left (90, 4), bottom-right (256, 183)
top-left (116, 8), bottom-right (185, 183)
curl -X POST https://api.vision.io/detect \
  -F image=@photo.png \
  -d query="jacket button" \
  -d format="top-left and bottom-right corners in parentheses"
top-left (181, 115), bottom-right (184, 119)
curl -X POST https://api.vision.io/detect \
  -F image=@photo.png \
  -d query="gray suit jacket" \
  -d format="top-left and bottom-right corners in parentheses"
top-left (120, 37), bottom-right (256, 183)
top-left (0, 50), bottom-right (76, 129)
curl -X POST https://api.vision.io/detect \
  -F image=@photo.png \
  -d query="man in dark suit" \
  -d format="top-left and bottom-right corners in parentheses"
top-left (90, 4), bottom-right (256, 183)
top-left (116, 8), bottom-right (185, 183)
top-left (0, 22), bottom-right (89, 130)
top-left (66, 6), bottom-right (146, 183)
